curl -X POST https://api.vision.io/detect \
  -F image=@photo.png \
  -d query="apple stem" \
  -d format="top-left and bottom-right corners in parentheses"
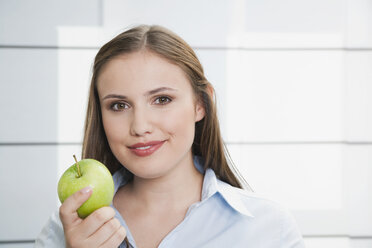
top-left (73, 154), bottom-right (82, 178)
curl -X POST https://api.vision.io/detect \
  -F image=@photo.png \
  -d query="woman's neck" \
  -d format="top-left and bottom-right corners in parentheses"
top-left (125, 154), bottom-right (204, 213)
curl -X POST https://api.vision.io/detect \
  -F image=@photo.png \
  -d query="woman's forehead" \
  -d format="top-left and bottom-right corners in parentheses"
top-left (96, 51), bottom-right (192, 96)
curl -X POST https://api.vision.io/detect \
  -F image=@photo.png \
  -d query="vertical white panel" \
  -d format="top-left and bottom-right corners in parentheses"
top-left (0, 49), bottom-right (58, 142)
top-left (304, 237), bottom-right (350, 248)
top-left (57, 27), bottom-right (110, 48)
top-left (346, 0), bottom-right (372, 48)
top-left (350, 238), bottom-right (372, 248)
top-left (0, 0), bottom-right (101, 46)
top-left (225, 50), bottom-right (344, 142)
top-left (345, 51), bottom-right (372, 141)
top-left (242, 0), bottom-right (345, 34)
top-left (345, 145), bottom-right (372, 236)
top-left (293, 210), bottom-right (348, 235)
top-left (0, 146), bottom-right (58, 240)
top-left (227, 0), bottom-right (346, 48)
top-left (57, 48), bottom-right (97, 143)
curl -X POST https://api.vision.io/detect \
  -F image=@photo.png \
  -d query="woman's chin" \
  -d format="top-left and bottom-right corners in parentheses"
top-left (132, 170), bottom-right (169, 181)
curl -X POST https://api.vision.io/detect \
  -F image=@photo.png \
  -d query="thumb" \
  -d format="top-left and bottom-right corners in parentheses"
top-left (59, 186), bottom-right (92, 228)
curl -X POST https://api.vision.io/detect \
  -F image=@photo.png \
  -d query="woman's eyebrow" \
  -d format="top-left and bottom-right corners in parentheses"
top-left (102, 87), bottom-right (177, 101)
top-left (146, 87), bottom-right (177, 96)
top-left (102, 94), bottom-right (127, 101)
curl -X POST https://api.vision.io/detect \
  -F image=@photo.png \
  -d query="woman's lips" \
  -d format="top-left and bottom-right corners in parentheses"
top-left (128, 140), bottom-right (166, 157)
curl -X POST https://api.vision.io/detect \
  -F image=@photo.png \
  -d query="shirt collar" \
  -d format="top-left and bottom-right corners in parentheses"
top-left (194, 156), bottom-right (254, 218)
top-left (112, 156), bottom-right (254, 218)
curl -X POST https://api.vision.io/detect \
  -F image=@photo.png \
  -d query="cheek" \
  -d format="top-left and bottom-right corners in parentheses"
top-left (101, 112), bottom-right (126, 145)
top-left (162, 105), bottom-right (196, 141)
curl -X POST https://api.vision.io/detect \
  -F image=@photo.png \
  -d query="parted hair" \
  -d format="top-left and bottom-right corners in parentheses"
top-left (82, 24), bottom-right (247, 189)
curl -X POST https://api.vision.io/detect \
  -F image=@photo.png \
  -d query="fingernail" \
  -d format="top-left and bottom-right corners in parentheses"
top-left (81, 186), bottom-right (92, 194)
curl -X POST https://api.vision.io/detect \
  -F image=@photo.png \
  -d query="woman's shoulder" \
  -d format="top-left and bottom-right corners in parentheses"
top-left (214, 178), bottom-right (305, 247)
top-left (204, 168), bottom-right (295, 219)
top-left (216, 178), bottom-right (298, 223)
top-left (218, 179), bottom-right (304, 243)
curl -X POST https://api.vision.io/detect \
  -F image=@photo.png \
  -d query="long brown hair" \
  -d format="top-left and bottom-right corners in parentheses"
top-left (82, 25), bottom-right (248, 189)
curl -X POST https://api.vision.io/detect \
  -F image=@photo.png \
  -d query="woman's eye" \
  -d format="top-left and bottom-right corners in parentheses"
top-left (154, 96), bottom-right (172, 105)
top-left (110, 102), bottom-right (128, 111)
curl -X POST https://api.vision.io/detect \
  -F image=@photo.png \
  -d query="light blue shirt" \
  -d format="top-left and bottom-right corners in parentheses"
top-left (35, 156), bottom-right (305, 247)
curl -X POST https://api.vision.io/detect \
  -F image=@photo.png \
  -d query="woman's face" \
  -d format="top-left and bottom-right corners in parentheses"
top-left (97, 50), bottom-right (205, 179)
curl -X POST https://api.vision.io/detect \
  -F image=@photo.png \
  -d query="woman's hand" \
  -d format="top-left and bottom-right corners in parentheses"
top-left (59, 187), bottom-right (126, 248)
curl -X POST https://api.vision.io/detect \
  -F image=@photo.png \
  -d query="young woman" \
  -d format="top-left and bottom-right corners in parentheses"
top-left (36, 25), bottom-right (305, 248)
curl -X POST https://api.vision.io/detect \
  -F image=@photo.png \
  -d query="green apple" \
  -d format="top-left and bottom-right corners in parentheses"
top-left (58, 155), bottom-right (115, 218)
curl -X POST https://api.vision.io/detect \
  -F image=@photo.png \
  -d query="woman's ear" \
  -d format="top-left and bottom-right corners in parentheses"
top-left (195, 84), bottom-right (214, 122)
top-left (195, 101), bottom-right (205, 122)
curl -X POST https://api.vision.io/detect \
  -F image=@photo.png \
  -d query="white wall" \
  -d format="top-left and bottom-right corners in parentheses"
top-left (0, 0), bottom-right (371, 247)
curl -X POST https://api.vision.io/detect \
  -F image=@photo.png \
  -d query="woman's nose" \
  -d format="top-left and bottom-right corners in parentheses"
top-left (129, 107), bottom-right (153, 136)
